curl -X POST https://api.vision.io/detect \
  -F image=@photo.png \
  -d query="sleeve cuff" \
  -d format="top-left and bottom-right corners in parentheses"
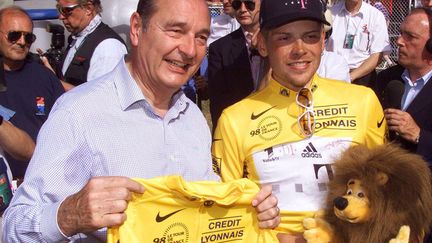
top-left (40, 199), bottom-right (70, 242)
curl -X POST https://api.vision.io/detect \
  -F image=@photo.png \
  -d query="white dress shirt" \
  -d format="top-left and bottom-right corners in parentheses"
top-left (327, 1), bottom-right (391, 69)
top-left (3, 59), bottom-right (219, 242)
top-left (317, 50), bottom-right (351, 83)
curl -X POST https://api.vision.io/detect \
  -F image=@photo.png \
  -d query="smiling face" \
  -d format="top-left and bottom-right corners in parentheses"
top-left (129, 0), bottom-right (210, 97)
top-left (258, 20), bottom-right (325, 91)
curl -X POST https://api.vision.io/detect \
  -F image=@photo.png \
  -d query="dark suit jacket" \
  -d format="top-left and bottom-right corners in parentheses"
top-left (376, 64), bottom-right (432, 164)
top-left (208, 28), bottom-right (254, 131)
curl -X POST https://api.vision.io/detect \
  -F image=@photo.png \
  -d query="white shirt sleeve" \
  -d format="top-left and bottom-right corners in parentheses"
top-left (87, 39), bottom-right (128, 81)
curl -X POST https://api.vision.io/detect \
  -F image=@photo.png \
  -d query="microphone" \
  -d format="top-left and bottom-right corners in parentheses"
top-left (382, 80), bottom-right (404, 109)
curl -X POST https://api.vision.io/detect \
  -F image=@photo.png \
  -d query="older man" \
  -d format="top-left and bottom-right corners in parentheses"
top-left (56, 0), bottom-right (127, 87)
top-left (0, 6), bottom-right (64, 179)
top-left (377, 8), bottom-right (432, 168)
top-left (2, 0), bottom-right (279, 242)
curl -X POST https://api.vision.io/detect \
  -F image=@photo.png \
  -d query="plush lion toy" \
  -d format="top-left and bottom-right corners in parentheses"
top-left (304, 144), bottom-right (432, 243)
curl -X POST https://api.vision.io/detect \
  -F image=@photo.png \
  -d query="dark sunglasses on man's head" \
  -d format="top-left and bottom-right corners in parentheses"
top-left (3, 31), bottom-right (36, 45)
top-left (232, 0), bottom-right (256, 11)
top-left (56, 3), bottom-right (81, 16)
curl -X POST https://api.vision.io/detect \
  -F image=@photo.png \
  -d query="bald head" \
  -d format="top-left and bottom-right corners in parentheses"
top-left (0, 6), bottom-right (33, 29)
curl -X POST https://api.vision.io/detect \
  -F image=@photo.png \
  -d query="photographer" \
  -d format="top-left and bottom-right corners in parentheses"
top-left (56, 0), bottom-right (127, 87)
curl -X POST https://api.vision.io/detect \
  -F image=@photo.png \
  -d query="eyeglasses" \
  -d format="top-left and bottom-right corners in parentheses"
top-left (296, 88), bottom-right (315, 138)
top-left (231, 0), bottom-right (256, 11)
top-left (56, 3), bottom-right (81, 16)
top-left (1, 31), bottom-right (36, 45)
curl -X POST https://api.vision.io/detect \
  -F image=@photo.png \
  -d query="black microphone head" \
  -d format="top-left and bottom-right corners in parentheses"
top-left (382, 80), bottom-right (404, 109)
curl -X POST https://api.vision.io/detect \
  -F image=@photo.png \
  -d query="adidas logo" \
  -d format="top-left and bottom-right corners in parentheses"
top-left (301, 142), bottom-right (322, 158)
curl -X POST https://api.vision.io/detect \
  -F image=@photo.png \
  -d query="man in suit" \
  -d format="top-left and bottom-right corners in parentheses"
top-left (208, 0), bottom-right (262, 130)
top-left (376, 8), bottom-right (432, 164)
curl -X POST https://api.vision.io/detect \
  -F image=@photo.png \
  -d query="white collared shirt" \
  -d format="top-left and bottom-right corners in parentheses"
top-left (326, 1), bottom-right (391, 69)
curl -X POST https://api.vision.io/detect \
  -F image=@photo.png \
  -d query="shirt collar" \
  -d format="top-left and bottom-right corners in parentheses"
top-left (114, 58), bottom-right (188, 117)
top-left (74, 14), bottom-right (102, 38)
top-left (401, 69), bottom-right (432, 87)
top-left (267, 73), bottom-right (320, 96)
top-left (340, 2), bottom-right (365, 17)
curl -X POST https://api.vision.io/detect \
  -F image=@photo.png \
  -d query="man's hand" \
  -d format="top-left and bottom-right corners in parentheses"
top-left (36, 48), bottom-right (56, 74)
top-left (57, 176), bottom-right (145, 237)
top-left (384, 108), bottom-right (420, 143)
top-left (252, 184), bottom-right (280, 229)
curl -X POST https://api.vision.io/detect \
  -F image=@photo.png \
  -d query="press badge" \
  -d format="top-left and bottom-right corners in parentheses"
top-left (343, 33), bottom-right (355, 49)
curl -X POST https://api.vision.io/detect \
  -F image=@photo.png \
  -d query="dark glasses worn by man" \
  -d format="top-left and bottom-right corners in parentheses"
top-left (212, 0), bottom-right (387, 242)
top-left (0, 6), bottom-right (64, 182)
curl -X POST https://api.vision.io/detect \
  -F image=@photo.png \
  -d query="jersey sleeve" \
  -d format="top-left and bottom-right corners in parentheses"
top-left (212, 111), bottom-right (245, 182)
top-left (364, 89), bottom-right (387, 147)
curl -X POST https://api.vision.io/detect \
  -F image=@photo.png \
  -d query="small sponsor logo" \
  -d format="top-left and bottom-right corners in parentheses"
top-left (156, 208), bottom-right (186, 223)
top-left (301, 142), bottom-right (322, 158)
top-left (377, 116), bottom-right (385, 128)
top-left (279, 88), bottom-right (290, 97)
top-left (35, 97), bottom-right (45, 115)
top-left (250, 106), bottom-right (276, 120)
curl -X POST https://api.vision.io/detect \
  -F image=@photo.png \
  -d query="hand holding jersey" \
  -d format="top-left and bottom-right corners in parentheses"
top-left (107, 176), bottom-right (279, 242)
top-left (212, 0), bottom-right (386, 241)
top-left (58, 176), bottom-right (145, 236)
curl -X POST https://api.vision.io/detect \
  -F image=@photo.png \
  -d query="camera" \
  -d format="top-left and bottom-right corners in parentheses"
top-left (42, 24), bottom-right (65, 78)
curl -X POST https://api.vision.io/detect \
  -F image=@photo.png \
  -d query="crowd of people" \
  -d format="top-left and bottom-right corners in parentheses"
top-left (0, 0), bottom-right (431, 242)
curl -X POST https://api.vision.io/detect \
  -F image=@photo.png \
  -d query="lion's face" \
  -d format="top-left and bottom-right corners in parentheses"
top-left (333, 179), bottom-right (370, 223)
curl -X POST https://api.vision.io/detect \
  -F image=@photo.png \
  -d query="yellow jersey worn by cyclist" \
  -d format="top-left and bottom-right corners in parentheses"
top-left (212, 74), bottom-right (387, 234)
top-left (107, 176), bottom-right (277, 243)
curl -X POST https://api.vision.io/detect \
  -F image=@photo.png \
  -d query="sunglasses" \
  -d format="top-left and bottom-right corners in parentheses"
top-left (296, 88), bottom-right (315, 138)
top-left (232, 0), bottom-right (256, 11)
top-left (56, 3), bottom-right (81, 16)
top-left (2, 31), bottom-right (36, 45)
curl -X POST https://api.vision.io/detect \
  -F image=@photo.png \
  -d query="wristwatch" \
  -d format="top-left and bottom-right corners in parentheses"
top-left (0, 115), bottom-right (3, 126)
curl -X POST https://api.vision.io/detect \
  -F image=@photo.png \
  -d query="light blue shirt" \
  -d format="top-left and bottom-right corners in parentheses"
top-left (401, 69), bottom-right (432, 111)
top-left (3, 58), bottom-right (219, 242)
top-left (62, 15), bottom-right (128, 82)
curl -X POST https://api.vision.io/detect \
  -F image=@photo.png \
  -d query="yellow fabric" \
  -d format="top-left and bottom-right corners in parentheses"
top-left (212, 74), bottom-right (386, 234)
top-left (107, 176), bottom-right (278, 243)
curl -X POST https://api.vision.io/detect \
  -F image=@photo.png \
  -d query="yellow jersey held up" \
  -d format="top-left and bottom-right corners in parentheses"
top-left (107, 176), bottom-right (277, 243)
